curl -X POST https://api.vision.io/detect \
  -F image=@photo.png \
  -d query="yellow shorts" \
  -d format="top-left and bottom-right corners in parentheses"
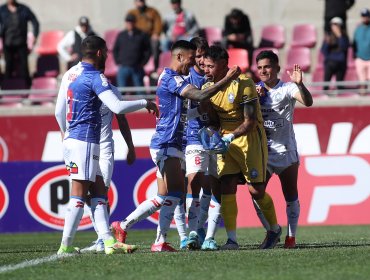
top-left (217, 127), bottom-right (267, 184)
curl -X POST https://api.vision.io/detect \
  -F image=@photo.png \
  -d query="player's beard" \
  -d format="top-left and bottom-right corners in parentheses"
top-left (206, 75), bottom-right (214, 82)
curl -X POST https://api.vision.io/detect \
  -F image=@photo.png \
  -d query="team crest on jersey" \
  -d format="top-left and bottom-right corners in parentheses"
top-left (100, 74), bottom-right (108, 87)
top-left (174, 76), bottom-right (184, 87)
top-left (250, 168), bottom-right (259, 179)
top-left (228, 92), bottom-right (235, 103)
top-left (66, 162), bottom-right (78, 175)
top-left (273, 93), bottom-right (283, 103)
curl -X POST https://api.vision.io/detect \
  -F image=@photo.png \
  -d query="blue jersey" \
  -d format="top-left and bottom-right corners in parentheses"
top-left (150, 68), bottom-right (190, 150)
top-left (186, 67), bottom-right (208, 145)
top-left (66, 62), bottom-right (112, 144)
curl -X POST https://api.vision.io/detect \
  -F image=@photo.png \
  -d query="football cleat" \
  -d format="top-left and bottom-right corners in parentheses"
top-left (111, 221), bottom-right (127, 243)
top-left (201, 238), bottom-right (219, 251)
top-left (95, 239), bottom-right (105, 252)
top-left (104, 238), bottom-right (137, 255)
top-left (57, 244), bottom-right (81, 255)
top-left (151, 242), bottom-right (177, 252)
top-left (284, 236), bottom-right (296, 249)
top-left (220, 239), bottom-right (239, 250)
top-left (180, 237), bottom-right (188, 250)
top-left (259, 226), bottom-right (282, 249)
top-left (187, 231), bottom-right (201, 250)
top-left (197, 228), bottom-right (206, 245)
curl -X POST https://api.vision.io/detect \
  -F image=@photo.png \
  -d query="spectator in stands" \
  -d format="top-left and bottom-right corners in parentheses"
top-left (113, 13), bottom-right (151, 95)
top-left (57, 16), bottom-right (96, 70)
top-left (127, 0), bottom-right (162, 74)
top-left (353, 8), bottom-right (370, 95)
top-left (0, 0), bottom-right (39, 87)
top-left (162, 0), bottom-right (199, 51)
top-left (324, 0), bottom-right (355, 34)
top-left (222, 8), bottom-right (253, 65)
top-left (321, 17), bottom-right (350, 91)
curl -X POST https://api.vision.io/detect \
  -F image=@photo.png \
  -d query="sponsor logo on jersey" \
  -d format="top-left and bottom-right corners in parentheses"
top-left (228, 92), bottom-right (235, 103)
top-left (174, 76), bottom-right (184, 87)
top-left (0, 136), bottom-right (9, 162)
top-left (100, 74), bottom-right (109, 87)
top-left (0, 181), bottom-right (9, 219)
top-left (24, 165), bottom-right (118, 230)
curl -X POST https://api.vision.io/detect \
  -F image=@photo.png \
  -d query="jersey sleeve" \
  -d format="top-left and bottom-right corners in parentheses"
top-left (168, 75), bottom-right (192, 97)
top-left (92, 73), bottom-right (112, 95)
top-left (285, 82), bottom-right (300, 99)
top-left (240, 78), bottom-right (258, 105)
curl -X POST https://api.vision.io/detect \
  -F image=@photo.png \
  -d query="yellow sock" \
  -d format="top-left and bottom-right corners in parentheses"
top-left (255, 192), bottom-right (278, 228)
top-left (221, 194), bottom-right (238, 232)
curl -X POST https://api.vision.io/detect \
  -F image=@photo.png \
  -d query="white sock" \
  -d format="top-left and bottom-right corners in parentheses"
top-left (205, 196), bottom-right (221, 240)
top-left (155, 196), bottom-right (180, 244)
top-left (186, 195), bottom-right (200, 232)
top-left (174, 200), bottom-right (187, 241)
top-left (198, 193), bottom-right (211, 230)
top-left (120, 195), bottom-right (165, 230)
top-left (91, 197), bottom-right (112, 241)
top-left (286, 200), bottom-right (300, 237)
top-left (252, 198), bottom-right (270, 231)
top-left (86, 205), bottom-right (101, 240)
top-left (61, 197), bottom-right (85, 247)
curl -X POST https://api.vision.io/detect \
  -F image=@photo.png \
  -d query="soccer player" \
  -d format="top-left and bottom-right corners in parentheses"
top-left (54, 35), bottom-right (158, 255)
top-left (202, 45), bottom-right (281, 250)
top-left (184, 37), bottom-right (219, 250)
top-left (111, 40), bottom-right (241, 252)
top-left (255, 50), bottom-right (313, 248)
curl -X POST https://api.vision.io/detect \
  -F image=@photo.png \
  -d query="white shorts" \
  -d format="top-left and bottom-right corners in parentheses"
top-left (63, 138), bottom-right (100, 182)
top-left (150, 147), bottom-right (184, 179)
top-left (267, 150), bottom-right (299, 175)
top-left (98, 148), bottom-right (114, 187)
top-left (185, 144), bottom-right (217, 178)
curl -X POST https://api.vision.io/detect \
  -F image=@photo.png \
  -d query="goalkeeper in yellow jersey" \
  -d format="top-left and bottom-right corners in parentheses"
top-left (200, 45), bottom-right (281, 249)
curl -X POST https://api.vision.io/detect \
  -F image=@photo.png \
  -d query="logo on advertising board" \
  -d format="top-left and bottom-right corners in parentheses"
top-left (0, 180), bottom-right (9, 219)
top-left (133, 167), bottom-right (178, 227)
top-left (0, 136), bottom-right (9, 162)
top-left (24, 165), bottom-right (118, 230)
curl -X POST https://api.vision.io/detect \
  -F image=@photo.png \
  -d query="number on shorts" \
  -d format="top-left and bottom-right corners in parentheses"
top-left (195, 156), bottom-right (201, 165)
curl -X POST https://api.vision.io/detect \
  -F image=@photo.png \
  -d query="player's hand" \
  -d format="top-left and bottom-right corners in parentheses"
top-left (221, 133), bottom-right (235, 150)
top-left (226, 65), bottom-right (241, 80)
top-left (287, 64), bottom-right (303, 85)
top-left (145, 100), bottom-right (159, 117)
top-left (256, 85), bottom-right (265, 97)
top-left (126, 146), bottom-right (136, 165)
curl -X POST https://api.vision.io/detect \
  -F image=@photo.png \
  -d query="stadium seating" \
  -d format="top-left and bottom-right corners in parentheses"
top-left (228, 48), bottom-right (249, 72)
top-left (291, 24), bottom-right (317, 48)
top-left (0, 78), bottom-right (29, 107)
top-left (157, 51), bottom-right (171, 74)
top-left (104, 29), bottom-right (120, 52)
top-left (28, 77), bottom-right (58, 104)
top-left (250, 47), bottom-right (279, 76)
top-left (285, 46), bottom-right (311, 72)
top-left (259, 24), bottom-right (285, 49)
top-left (36, 30), bottom-right (64, 55)
top-left (203, 26), bottom-right (222, 45)
top-left (34, 55), bottom-right (60, 78)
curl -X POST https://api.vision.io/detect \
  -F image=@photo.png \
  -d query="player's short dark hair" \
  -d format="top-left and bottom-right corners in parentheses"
top-left (190, 37), bottom-right (209, 51)
top-left (81, 35), bottom-right (107, 59)
top-left (256, 50), bottom-right (279, 65)
top-left (171, 40), bottom-right (196, 53)
top-left (204, 45), bottom-right (229, 63)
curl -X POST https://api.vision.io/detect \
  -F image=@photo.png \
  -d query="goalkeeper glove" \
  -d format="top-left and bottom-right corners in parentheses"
top-left (221, 133), bottom-right (235, 149)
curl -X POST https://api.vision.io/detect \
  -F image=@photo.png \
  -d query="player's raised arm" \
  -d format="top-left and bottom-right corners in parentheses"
top-left (287, 64), bottom-right (313, 107)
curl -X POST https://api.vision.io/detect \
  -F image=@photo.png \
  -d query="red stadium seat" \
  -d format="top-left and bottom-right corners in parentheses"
top-left (291, 24), bottom-right (317, 48)
top-left (157, 51), bottom-right (171, 74)
top-left (104, 29), bottom-right (120, 52)
top-left (203, 26), bottom-right (222, 45)
top-left (36, 30), bottom-right (64, 55)
top-left (104, 52), bottom-right (118, 81)
top-left (250, 47), bottom-right (279, 76)
top-left (228, 48), bottom-right (249, 72)
top-left (259, 24), bottom-right (285, 49)
top-left (34, 55), bottom-right (60, 78)
top-left (29, 77), bottom-right (58, 104)
top-left (285, 47), bottom-right (311, 72)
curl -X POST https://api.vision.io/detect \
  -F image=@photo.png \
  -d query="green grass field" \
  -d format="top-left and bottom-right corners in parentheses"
top-left (0, 225), bottom-right (369, 280)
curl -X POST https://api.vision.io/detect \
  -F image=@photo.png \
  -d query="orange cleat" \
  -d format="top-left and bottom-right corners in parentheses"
top-left (284, 236), bottom-right (296, 249)
top-left (151, 242), bottom-right (177, 252)
top-left (110, 221), bottom-right (127, 243)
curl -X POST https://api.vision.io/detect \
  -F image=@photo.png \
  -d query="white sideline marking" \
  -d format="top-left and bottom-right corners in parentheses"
top-left (0, 247), bottom-right (91, 274)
